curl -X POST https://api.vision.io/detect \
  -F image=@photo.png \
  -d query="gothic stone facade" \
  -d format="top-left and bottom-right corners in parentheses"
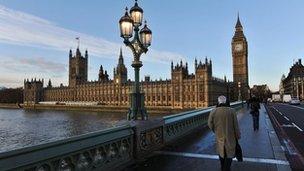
top-left (232, 15), bottom-right (250, 100)
top-left (24, 17), bottom-right (248, 108)
top-left (24, 47), bottom-right (228, 109)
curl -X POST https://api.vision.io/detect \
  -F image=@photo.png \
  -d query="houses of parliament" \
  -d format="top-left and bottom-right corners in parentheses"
top-left (24, 16), bottom-right (249, 109)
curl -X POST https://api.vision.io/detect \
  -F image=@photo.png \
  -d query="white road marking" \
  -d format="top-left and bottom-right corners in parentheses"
top-left (292, 105), bottom-right (304, 110)
top-left (281, 146), bottom-right (286, 151)
top-left (280, 103), bottom-right (304, 110)
top-left (282, 124), bottom-right (294, 128)
top-left (292, 122), bottom-right (303, 132)
top-left (272, 107), bottom-right (283, 115)
top-left (283, 116), bottom-right (290, 121)
top-left (273, 105), bottom-right (304, 132)
top-left (154, 151), bottom-right (290, 166)
top-left (282, 139), bottom-right (298, 155)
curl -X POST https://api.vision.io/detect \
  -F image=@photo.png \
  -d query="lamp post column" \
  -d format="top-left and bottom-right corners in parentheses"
top-left (301, 78), bottom-right (304, 100)
top-left (133, 63), bottom-right (140, 96)
top-left (238, 82), bottom-right (241, 101)
top-left (119, 0), bottom-right (152, 120)
top-left (130, 59), bottom-right (143, 117)
top-left (238, 81), bottom-right (243, 107)
top-left (226, 84), bottom-right (229, 105)
top-left (293, 77), bottom-right (296, 98)
top-left (297, 78), bottom-right (299, 99)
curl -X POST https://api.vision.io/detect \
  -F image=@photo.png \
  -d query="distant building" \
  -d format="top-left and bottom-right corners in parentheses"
top-left (24, 17), bottom-right (248, 108)
top-left (0, 87), bottom-right (23, 103)
top-left (281, 59), bottom-right (304, 99)
top-left (24, 79), bottom-right (43, 103)
top-left (251, 84), bottom-right (271, 101)
top-left (24, 48), bottom-right (228, 108)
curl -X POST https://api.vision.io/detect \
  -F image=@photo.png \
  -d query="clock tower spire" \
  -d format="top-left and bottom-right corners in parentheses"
top-left (235, 13), bottom-right (243, 30)
top-left (232, 14), bottom-right (249, 100)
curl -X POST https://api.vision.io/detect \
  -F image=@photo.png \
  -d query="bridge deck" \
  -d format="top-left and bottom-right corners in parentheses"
top-left (130, 105), bottom-right (291, 171)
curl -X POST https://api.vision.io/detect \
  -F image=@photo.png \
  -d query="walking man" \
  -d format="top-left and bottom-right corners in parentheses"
top-left (250, 96), bottom-right (261, 131)
top-left (208, 95), bottom-right (241, 171)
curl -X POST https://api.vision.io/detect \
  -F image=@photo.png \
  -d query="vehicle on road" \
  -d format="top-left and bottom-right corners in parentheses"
top-left (289, 98), bottom-right (300, 105)
top-left (272, 94), bottom-right (281, 102)
top-left (283, 94), bottom-right (292, 103)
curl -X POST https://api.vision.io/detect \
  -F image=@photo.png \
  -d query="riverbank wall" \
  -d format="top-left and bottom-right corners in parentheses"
top-left (20, 104), bottom-right (189, 115)
top-left (0, 103), bottom-right (21, 109)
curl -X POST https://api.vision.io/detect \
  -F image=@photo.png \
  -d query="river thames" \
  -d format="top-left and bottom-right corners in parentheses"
top-left (0, 108), bottom-right (132, 153)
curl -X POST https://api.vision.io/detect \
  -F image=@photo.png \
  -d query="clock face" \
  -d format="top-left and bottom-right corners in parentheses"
top-left (234, 43), bottom-right (243, 52)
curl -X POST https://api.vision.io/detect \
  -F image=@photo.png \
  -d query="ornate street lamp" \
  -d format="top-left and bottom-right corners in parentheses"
top-left (227, 85), bottom-right (231, 105)
top-left (301, 77), bottom-right (304, 100)
top-left (130, 0), bottom-right (143, 27)
top-left (238, 82), bottom-right (241, 101)
top-left (140, 21), bottom-right (152, 47)
top-left (293, 77), bottom-right (297, 98)
top-left (119, 0), bottom-right (152, 120)
top-left (119, 8), bottom-right (134, 39)
top-left (238, 81), bottom-right (244, 107)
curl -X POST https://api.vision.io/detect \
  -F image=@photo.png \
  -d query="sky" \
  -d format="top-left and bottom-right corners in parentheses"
top-left (0, 0), bottom-right (304, 91)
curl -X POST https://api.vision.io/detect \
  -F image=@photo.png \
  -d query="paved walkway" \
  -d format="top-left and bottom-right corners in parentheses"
top-left (131, 105), bottom-right (291, 171)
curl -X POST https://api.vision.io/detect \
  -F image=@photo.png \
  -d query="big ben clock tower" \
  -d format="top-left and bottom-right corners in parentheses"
top-left (232, 15), bottom-right (249, 100)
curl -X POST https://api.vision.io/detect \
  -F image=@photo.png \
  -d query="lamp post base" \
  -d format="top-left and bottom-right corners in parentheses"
top-left (127, 91), bottom-right (148, 120)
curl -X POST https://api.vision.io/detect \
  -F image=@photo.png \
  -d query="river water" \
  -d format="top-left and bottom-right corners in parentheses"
top-left (0, 108), bottom-right (132, 153)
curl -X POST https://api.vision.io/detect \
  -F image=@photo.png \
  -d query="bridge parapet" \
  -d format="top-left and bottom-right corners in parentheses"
top-left (0, 102), bottom-right (243, 171)
top-left (0, 125), bottom-right (134, 171)
top-left (163, 101), bottom-right (242, 143)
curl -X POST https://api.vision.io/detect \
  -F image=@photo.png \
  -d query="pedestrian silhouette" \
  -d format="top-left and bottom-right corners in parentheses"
top-left (250, 96), bottom-right (261, 131)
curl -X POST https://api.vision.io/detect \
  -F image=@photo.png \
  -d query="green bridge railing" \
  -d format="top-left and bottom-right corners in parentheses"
top-left (0, 101), bottom-right (243, 171)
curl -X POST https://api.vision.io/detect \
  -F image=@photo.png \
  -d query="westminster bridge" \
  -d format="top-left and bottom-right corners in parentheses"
top-left (1, 102), bottom-right (302, 171)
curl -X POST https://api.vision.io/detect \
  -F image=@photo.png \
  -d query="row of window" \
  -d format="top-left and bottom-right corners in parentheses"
top-left (43, 93), bottom-right (207, 103)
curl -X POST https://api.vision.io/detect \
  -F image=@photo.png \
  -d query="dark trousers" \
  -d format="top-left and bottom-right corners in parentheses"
top-left (219, 148), bottom-right (232, 171)
top-left (252, 114), bottom-right (259, 130)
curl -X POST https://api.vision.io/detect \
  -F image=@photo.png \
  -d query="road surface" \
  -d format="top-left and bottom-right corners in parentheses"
top-left (269, 103), bottom-right (304, 157)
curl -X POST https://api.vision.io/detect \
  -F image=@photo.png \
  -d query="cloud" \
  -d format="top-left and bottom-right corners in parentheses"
top-left (0, 55), bottom-right (66, 74)
top-left (0, 55), bottom-right (67, 87)
top-left (0, 72), bottom-right (66, 88)
top-left (0, 4), bottom-right (185, 64)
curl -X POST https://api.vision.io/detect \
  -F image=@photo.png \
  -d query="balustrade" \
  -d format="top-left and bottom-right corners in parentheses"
top-left (0, 102), bottom-right (243, 171)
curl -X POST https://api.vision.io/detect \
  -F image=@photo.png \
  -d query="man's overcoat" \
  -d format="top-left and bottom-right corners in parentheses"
top-left (208, 107), bottom-right (240, 158)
